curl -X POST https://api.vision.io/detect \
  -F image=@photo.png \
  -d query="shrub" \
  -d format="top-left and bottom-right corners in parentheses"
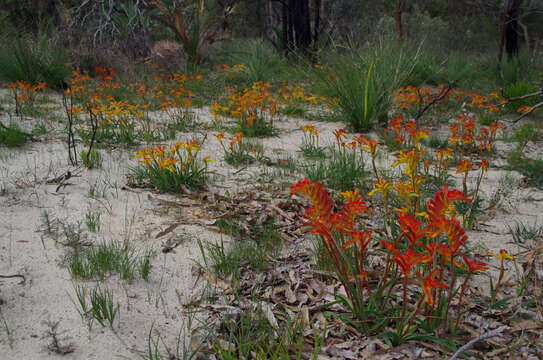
top-left (502, 82), bottom-right (540, 114)
top-left (315, 41), bottom-right (420, 131)
top-left (0, 123), bottom-right (30, 147)
top-left (0, 32), bottom-right (69, 87)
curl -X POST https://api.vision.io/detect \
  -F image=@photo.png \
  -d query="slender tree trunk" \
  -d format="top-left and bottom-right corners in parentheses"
top-left (396, 0), bottom-right (407, 41)
top-left (505, 0), bottom-right (521, 59)
top-left (282, 1), bottom-right (289, 55)
top-left (44, 0), bottom-right (62, 28)
top-left (498, 0), bottom-right (522, 63)
top-left (314, 0), bottom-right (321, 46)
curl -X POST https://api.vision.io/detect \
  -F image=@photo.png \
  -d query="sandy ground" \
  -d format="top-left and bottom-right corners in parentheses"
top-left (1, 97), bottom-right (542, 359)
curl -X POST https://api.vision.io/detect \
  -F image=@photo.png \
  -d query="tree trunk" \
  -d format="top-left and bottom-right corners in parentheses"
top-left (282, 1), bottom-right (289, 54)
top-left (396, 0), bottom-right (407, 41)
top-left (498, 0), bottom-right (522, 63)
top-left (314, 0), bottom-right (321, 46)
top-left (280, 0), bottom-right (314, 55)
top-left (43, 0), bottom-right (62, 28)
top-left (505, 0), bottom-right (521, 59)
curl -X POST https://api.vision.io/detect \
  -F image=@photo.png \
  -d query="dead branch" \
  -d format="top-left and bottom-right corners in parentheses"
top-left (449, 327), bottom-right (508, 360)
top-left (415, 84), bottom-right (454, 124)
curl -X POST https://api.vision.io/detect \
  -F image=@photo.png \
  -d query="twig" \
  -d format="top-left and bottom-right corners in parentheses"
top-left (512, 100), bottom-right (543, 124)
top-left (448, 327), bottom-right (507, 360)
top-left (0, 274), bottom-right (26, 284)
top-left (500, 87), bottom-right (543, 103)
top-left (415, 84), bottom-right (454, 124)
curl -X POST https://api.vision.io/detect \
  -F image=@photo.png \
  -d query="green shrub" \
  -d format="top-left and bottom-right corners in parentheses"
top-left (0, 32), bottom-right (70, 87)
top-left (315, 41), bottom-right (420, 131)
top-left (502, 82), bottom-right (540, 114)
top-left (216, 39), bottom-right (291, 85)
top-left (0, 123), bottom-right (30, 147)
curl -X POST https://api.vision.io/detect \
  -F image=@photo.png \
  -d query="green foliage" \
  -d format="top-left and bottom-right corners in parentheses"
top-left (508, 220), bottom-right (543, 244)
top-left (73, 285), bottom-right (119, 329)
top-left (502, 82), bottom-right (541, 114)
top-left (67, 241), bottom-right (147, 281)
top-left (315, 41), bottom-right (420, 131)
top-left (510, 157), bottom-right (543, 190)
top-left (0, 123), bottom-right (30, 147)
top-left (225, 39), bottom-right (290, 84)
top-left (85, 210), bottom-right (101, 233)
top-left (0, 32), bottom-right (69, 87)
top-left (512, 123), bottom-right (543, 150)
top-left (201, 217), bottom-right (281, 281)
top-left (139, 250), bottom-right (153, 282)
top-left (130, 142), bottom-right (209, 193)
top-left (80, 149), bottom-right (103, 169)
top-left (304, 149), bottom-right (368, 192)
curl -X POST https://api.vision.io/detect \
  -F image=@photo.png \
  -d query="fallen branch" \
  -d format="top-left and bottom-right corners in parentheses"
top-left (512, 100), bottom-right (543, 124)
top-left (0, 274), bottom-right (26, 284)
top-left (449, 327), bottom-right (507, 360)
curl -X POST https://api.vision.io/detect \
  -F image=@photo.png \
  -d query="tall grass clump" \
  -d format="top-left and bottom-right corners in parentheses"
top-left (219, 39), bottom-right (290, 84)
top-left (0, 31), bottom-right (69, 87)
top-left (314, 41), bottom-right (421, 131)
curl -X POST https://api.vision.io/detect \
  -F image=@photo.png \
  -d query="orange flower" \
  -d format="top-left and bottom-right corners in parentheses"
top-left (456, 160), bottom-right (472, 175)
top-left (394, 249), bottom-right (430, 276)
top-left (333, 128), bottom-right (347, 143)
top-left (290, 179), bottom-right (334, 226)
top-left (368, 177), bottom-right (391, 197)
top-left (462, 256), bottom-right (488, 274)
top-left (425, 185), bottom-right (471, 222)
top-left (398, 214), bottom-right (428, 248)
top-left (360, 139), bottom-right (378, 158)
top-left (416, 269), bottom-right (448, 305)
top-left (478, 160), bottom-right (488, 173)
top-left (489, 249), bottom-right (514, 262)
top-left (392, 149), bottom-right (420, 178)
top-left (214, 133), bottom-right (225, 143)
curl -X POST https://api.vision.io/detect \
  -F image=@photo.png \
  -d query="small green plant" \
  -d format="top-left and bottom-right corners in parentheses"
top-left (512, 123), bottom-right (542, 150)
top-left (32, 122), bottom-right (48, 136)
top-left (508, 221), bottom-right (543, 244)
top-left (304, 136), bottom-right (368, 192)
top-left (214, 132), bottom-right (263, 167)
top-left (423, 135), bottom-right (448, 150)
top-left (88, 179), bottom-right (108, 199)
top-left (503, 82), bottom-right (541, 114)
top-left (88, 286), bottom-right (119, 328)
top-left (299, 124), bottom-right (325, 159)
top-left (228, 39), bottom-right (288, 84)
top-left (41, 319), bottom-right (75, 355)
top-left (0, 122), bottom-right (30, 147)
top-left (80, 149), bottom-right (102, 169)
top-left (201, 216), bottom-right (281, 281)
top-left (73, 284), bottom-right (93, 330)
top-left (40, 210), bottom-right (59, 237)
top-left (60, 220), bottom-right (86, 247)
top-left (67, 240), bottom-right (143, 281)
top-left (478, 114), bottom-right (496, 126)
top-left (314, 42), bottom-right (419, 131)
top-left (508, 155), bottom-right (543, 190)
top-left (139, 250), bottom-right (153, 282)
top-left (144, 317), bottom-right (203, 360)
top-left (85, 210), bottom-right (101, 233)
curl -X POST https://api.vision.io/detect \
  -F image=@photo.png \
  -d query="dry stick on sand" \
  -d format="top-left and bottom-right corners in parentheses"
top-left (0, 274), bottom-right (26, 283)
top-left (448, 326), bottom-right (507, 360)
